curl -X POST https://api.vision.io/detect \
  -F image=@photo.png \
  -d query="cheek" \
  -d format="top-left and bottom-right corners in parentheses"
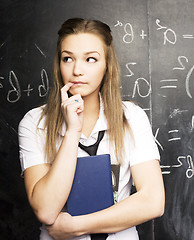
top-left (95, 66), bottom-right (106, 83)
top-left (60, 66), bottom-right (69, 83)
top-left (90, 61), bottom-right (106, 77)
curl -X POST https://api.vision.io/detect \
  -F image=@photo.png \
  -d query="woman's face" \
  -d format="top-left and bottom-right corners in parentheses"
top-left (60, 33), bottom-right (107, 98)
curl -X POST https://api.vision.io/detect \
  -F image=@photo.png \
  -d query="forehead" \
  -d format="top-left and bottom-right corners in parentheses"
top-left (61, 33), bottom-right (105, 53)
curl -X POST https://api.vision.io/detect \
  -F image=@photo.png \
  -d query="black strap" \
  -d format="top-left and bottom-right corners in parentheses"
top-left (78, 130), bottom-right (105, 156)
top-left (91, 233), bottom-right (108, 240)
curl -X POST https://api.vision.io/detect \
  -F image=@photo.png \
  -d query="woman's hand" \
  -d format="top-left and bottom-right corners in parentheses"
top-left (46, 212), bottom-right (81, 240)
top-left (61, 83), bottom-right (84, 134)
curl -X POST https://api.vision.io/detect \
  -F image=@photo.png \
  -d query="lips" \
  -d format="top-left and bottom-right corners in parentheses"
top-left (71, 81), bottom-right (86, 86)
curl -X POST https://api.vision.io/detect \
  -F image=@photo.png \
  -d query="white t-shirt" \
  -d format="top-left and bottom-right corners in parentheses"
top-left (18, 100), bottom-right (160, 240)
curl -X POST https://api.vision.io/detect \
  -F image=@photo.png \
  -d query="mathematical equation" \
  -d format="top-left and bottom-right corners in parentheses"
top-left (160, 155), bottom-right (194, 179)
top-left (0, 69), bottom-right (49, 103)
top-left (122, 62), bottom-right (151, 100)
top-left (114, 18), bottom-right (194, 45)
top-left (122, 54), bottom-right (194, 100)
top-left (154, 125), bottom-right (194, 179)
top-left (160, 56), bottom-right (194, 99)
top-left (120, 53), bottom-right (194, 179)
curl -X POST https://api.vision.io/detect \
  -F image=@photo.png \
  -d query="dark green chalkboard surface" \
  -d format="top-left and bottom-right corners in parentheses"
top-left (0, 0), bottom-right (194, 239)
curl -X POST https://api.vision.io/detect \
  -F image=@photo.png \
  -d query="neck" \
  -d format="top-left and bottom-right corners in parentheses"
top-left (81, 92), bottom-right (100, 138)
top-left (82, 93), bottom-right (100, 116)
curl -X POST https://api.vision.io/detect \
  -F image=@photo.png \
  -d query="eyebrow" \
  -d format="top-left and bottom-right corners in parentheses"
top-left (61, 50), bottom-right (100, 56)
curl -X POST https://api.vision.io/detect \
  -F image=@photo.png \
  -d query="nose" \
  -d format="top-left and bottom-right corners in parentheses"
top-left (73, 60), bottom-right (84, 76)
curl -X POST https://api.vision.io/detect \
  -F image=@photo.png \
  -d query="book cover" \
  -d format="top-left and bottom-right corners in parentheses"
top-left (67, 154), bottom-right (114, 216)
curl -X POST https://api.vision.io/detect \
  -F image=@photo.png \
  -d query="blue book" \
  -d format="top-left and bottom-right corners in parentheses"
top-left (67, 154), bottom-right (114, 216)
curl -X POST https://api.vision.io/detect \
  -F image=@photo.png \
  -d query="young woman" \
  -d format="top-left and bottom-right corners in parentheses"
top-left (18, 18), bottom-right (165, 240)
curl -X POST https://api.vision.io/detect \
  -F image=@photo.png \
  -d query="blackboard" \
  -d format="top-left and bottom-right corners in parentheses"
top-left (0, 0), bottom-right (194, 239)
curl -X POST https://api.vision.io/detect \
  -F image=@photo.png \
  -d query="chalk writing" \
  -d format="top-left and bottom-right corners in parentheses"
top-left (168, 130), bottom-right (181, 142)
top-left (182, 34), bottom-right (194, 39)
top-left (160, 79), bottom-right (178, 89)
top-left (0, 42), bottom-right (5, 49)
top-left (5, 69), bottom-right (49, 103)
top-left (114, 20), bottom-right (123, 27)
top-left (123, 23), bottom-right (134, 44)
top-left (23, 84), bottom-right (34, 97)
top-left (192, 116), bottom-right (194, 130)
top-left (125, 62), bottom-right (136, 77)
top-left (160, 165), bottom-right (171, 175)
top-left (0, 76), bottom-right (4, 88)
top-left (161, 155), bottom-right (194, 178)
top-left (114, 21), bottom-right (135, 44)
top-left (132, 77), bottom-right (151, 98)
top-left (173, 56), bottom-right (189, 70)
top-left (173, 56), bottom-right (194, 98)
top-left (140, 30), bottom-right (147, 40)
top-left (143, 107), bottom-right (151, 112)
top-left (172, 156), bottom-right (184, 168)
top-left (156, 19), bottom-right (177, 45)
top-left (114, 19), bottom-right (193, 45)
top-left (124, 62), bottom-right (151, 98)
top-left (186, 155), bottom-right (194, 178)
top-left (7, 71), bottom-right (21, 103)
top-left (154, 128), bottom-right (164, 151)
top-left (185, 65), bottom-right (194, 99)
top-left (35, 43), bottom-right (46, 58)
top-left (38, 69), bottom-right (49, 97)
top-left (169, 109), bottom-right (188, 119)
top-left (159, 56), bottom-right (194, 98)
top-left (155, 123), bottom-right (193, 178)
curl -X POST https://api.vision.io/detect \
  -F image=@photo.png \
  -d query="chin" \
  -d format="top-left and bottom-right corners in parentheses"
top-left (68, 89), bottom-right (85, 97)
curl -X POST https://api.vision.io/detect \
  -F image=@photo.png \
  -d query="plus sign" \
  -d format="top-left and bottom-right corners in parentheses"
top-left (23, 84), bottom-right (33, 96)
top-left (140, 30), bottom-right (147, 39)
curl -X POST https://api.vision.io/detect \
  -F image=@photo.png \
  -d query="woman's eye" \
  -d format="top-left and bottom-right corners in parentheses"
top-left (63, 57), bottom-right (72, 62)
top-left (87, 57), bottom-right (97, 63)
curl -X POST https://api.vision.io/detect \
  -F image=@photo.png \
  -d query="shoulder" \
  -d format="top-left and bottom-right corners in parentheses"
top-left (122, 101), bottom-right (147, 121)
top-left (122, 101), bottom-right (152, 132)
top-left (19, 105), bottom-right (46, 130)
top-left (122, 101), bottom-right (160, 165)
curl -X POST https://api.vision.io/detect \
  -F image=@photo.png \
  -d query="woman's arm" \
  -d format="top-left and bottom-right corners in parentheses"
top-left (23, 83), bottom-right (84, 225)
top-left (46, 159), bottom-right (165, 238)
top-left (81, 159), bottom-right (165, 233)
top-left (24, 130), bottom-right (80, 225)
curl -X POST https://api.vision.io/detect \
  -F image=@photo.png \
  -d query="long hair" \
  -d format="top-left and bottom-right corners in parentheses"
top-left (42, 18), bottom-right (130, 164)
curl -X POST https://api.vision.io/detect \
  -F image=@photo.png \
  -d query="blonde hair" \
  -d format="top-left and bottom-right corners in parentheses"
top-left (42, 18), bottom-right (130, 164)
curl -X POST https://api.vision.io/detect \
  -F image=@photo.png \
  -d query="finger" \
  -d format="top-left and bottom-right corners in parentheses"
top-left (61, 82), bottom-right (74, 102)
top-left (76, 101), bottom-right (84, 114)
top-left (76, 108), bottom-right (84, 114)
top-left (71, 95), bottom-right (83, 103)
top-left (62, 99), bottom-right (83, 112)
top-left (62, 94), bottom-right (82, 106)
